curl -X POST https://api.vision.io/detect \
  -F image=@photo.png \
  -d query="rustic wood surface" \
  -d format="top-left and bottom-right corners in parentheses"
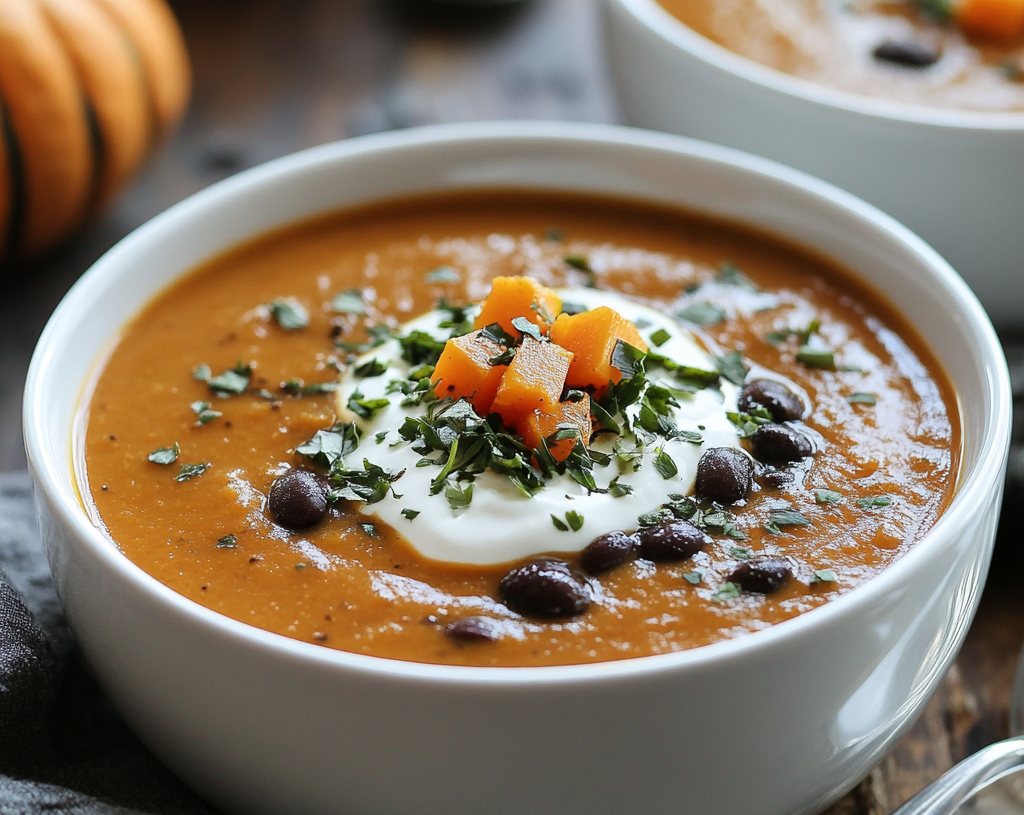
top-left (2, 1), bottom-right (1022, 812)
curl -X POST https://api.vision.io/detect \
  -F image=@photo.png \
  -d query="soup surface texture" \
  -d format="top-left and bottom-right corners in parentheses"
top-left (658, 0), bottom-right (1024, 111)
top-left (80, 193), bottom-right (959, 667)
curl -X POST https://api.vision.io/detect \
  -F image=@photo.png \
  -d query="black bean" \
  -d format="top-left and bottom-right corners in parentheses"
top-left (445, 617), bottom-right (501, 643)
top-left (873, 40), bottom-right (941, 68)
top-left (580, 530), bottom-right (637, 574)
top-left (751, 423), bottom-right (813, 463)
top-left (739, 379), bottom-right (805, 422)
top-left (268, 470), bottom-right (328, 529)
top-left (728, 558), bottom-right (793, 594)
top-left (695, 447), bottom-right (753, 504)
top-left (635, 520), bottom-right (711, 562)
top-left (499, 559), bottom-right (590, 618)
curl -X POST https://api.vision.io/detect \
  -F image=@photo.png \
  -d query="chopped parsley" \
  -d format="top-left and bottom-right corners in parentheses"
top-left (813, 568), bottom-right (838, 583)
top-left (716, 262), bottom-right (758, 292)
top-left (175, 462), bottom-right (210, 482)
top-left (683, 571), bottom-right (702, 585)
top-left (765, 508), bottom-right (811, 535)
top-left (511, 316), bottom-right (544, 342)
top-left (551, 510), bottom-right (584, 532)
top-left (564, 255), bottom-right (593, 274)
top-left (425, 266), bottom-right (461, 284)
top-left (711, 582), bottom-right (741, 602)
top-left (281, 379), bottom-right (339, 397)
top-left (400, 508), bottom-right (420, 521)
top-left (814, 489), bottom-right (843, 505)
top-left (677, 302), bottom-right (725, 326)
top-left (653, 449), bottom-right (678, 479)
top-left (268, 297), bottom-right (309, 331)
top-left (216, 534), bottom-right (237, 548)
top-left (191, 401), bottom-right (222, 424)
top-left (332, 290), bottom-right (367, 315)
top-left (347, 391), bottom-right (391, 420)
top-left (649, 328), bottom-right (671, 347)
top-left (795, 345), bottom-right (836, 371)
top-left (206, 362), bottom-right (251, 396)
top-left (148, 443), bottom-right (179, 465)
top-left (715, 351), bottom-right (747, 386)
top-left (847, 392), bottom-right (877, 405)
top-left (353, 358), bottom-right (389, 378)
top-left (296, 422), bottom-right (360, 468)
top-left (858, 495), bottom-right (891, 509)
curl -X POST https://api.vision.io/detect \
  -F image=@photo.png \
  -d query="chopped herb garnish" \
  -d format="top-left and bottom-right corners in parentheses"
top-left (296, 422), bottom-right (360, 468)
top-left (328, 459), bottom-right (403, 505)
top-left (766, 319), bottom-right (820, 347)
top-left (544, 227), bottom-right (564, 242)
top-left (375, 431), bottom-right (388, 444)
top-left (551, 514), bottom-right (569, 532)
top-left (716, 262), bottom-right (758, 292)
top-left (360, 523), bottom-right (378, 537)
top-left (815, 489), bottom-right (843, 505)
top-left (608, 476), bottom-right (633, 497)
top-left (331, 290), bottom-right (367, 315)
top-left (280, 379), bottom-right (339, 397)
top-left (425, 266), bottom-right (461, 284)
top-left (398, 330), bottom-right (447, 366)
top-left (560, 301), bottom-right (587, 316)
top-left (400, 508), bottom-right (420, 521)
top-left (216, 534), bottom-right (237, 548)
top-left (565, 510), bottom-right (585, 532)
top-left (711, 582), bottom-right (741, 602)
top-left (191, 401), bottom-right (222, 424)
top-left (653, 449), bottom-right (678, 479)
top-left (726, 406), bottom-right (773, 438)
top-left (813, 568), bottom-right (838, 583)
top-left (796, 345), bottom-right (836, 370)
top-left (175, 462), bottom-right (210, 482)
top-left (858, 496), bottom-right (892, 509)
top-left (610, 340), bottom-right (646, 380)
top-left (564, 255), bottom-right (593, 274)
top-left (192, 364), bottom-right (211, 382)
top-left (847, 392), bottom-right (877, 405)
top-left (208, 362), bottom-right (251, 396)
top-left (268, 297), bottom-right (309, 331)
top-left (715, 351), bottom-right (748, 386)
top-left (511, 316), bottom-right (543, 342)
top-left (354, 358), bottom-right (389, 378)
top-left (765, 508), bottom-right (812, 534)
top-left (649, 328), bottom-right (671, 347)
top-left (148, 443), bottom-right (179, 465)
top-left (489, 347), bottom-right (516, 366)
top-left (346, 391), bottom-right (391, 420)
top-left (444, 481), bottom-right (474, 510)
top-left (683, 571), bottom-right (702, 585)
top-left (677, 302), bottom-right (726, 326)
top-left (730, 546), bottom-right (752, 560)
top-left (917, 0), bottom-right (952, 19)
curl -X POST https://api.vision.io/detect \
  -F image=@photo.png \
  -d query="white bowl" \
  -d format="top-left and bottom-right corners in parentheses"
top-left (24, 122), bottom-right (1011, 815)
top-left (603, 0), bottom-right (1024, 331)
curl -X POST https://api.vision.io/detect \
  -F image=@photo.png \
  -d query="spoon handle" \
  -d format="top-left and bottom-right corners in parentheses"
top-left (889, 736), bottom-right (1024, 815)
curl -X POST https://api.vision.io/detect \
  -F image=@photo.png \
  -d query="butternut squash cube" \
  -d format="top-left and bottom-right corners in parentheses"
top-left (549, 306), bottom-right (649, 393)
top-left (473, 276), bottom-right (562, 337)
top-left (491, 337), bottom-right (573, 427)
top-left (431, 330), bottom-right (507, 415)
top-left (517, 396), bottom-right (592, 462)
top-left (956, 0), bottom-right (1024, 39)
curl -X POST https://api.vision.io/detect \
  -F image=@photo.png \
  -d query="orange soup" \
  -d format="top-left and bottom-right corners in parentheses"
top-left (78, 192), bottom-right (959, 667)
top-left (659, 0), bottom-right (1024, 111)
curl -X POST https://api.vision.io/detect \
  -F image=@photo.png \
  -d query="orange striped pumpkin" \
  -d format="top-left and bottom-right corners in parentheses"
top-left (0, 0), bottom-right (190, 261)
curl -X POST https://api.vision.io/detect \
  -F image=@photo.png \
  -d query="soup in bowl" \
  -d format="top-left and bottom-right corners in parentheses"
top-left (603, 0), bottom-right (1024, 330)
top-left (24, 123), bottom-right (1010, 815)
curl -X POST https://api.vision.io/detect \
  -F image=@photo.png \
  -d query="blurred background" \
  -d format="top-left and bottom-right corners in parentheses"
top-left (1, 1), bottom-right (1022, 812)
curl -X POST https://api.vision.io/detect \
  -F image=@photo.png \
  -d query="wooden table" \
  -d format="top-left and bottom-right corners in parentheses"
top-left (4, 1), bottom-right (1022, 811)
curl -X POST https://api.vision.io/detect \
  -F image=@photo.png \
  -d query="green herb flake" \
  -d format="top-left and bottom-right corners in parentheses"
top-left (677, 302), bottom-right (726, 326)
top-left (175, 462), bottom-right (210, 482)
top-left (858, 495), bottom-right (892, 509)
top-left (815, 489), bottom-right (843, 505)
top-left (280, 379), bottom-right (339, 397)
top-left (295, 563), bottom-right (308, 570)
top-left (608, 476), bottom-right (633, 498)
top-left (347, 391), bottom-right (392, 420)
top-left (354, 358), bottom-right (389, 378)
top-left (716, 263), bottom-right (758, 292)
top-left (360, 523), bottom-right (379, 537)
top-left (511, 316), bottom-right (543, 342)
top-left (683, 571), bottom-right (702, 585)
top-left (564, 255), bottom-right (593, 274)
top-left (425, 266), bottom-right (461, 284)
top-left (565, 510), bottom-right (585, 532)
top-left (216, 534), bottom-right (237, 549)
top-left (711, 582), bottom-right (741, 602)
top-left (730, 546), bottom-right (752, 561)
top-left (813, 568), bottom-right (838, 583)
top-left (331, 290), bottom-right (367, 315)
top-left (191, 364), bottom-right (211, 382)
top-left (550, 514), bottom-right (569, 532)
top-left (296, 422), bottom-right (360, 468)
top-left (847, 392), bottom-right (877, 405)
top-left (400, 508), bottom-right (420, 521)
top-left (649, 328), bottom-right (671, 347)
top-left (653, 449), bottom-right (678, 480)
top-left (268, 297), bottom-right (309, 331)
top-left (796, 345), bottom-right (836, 371)
top-left (544, 227), bottom-right (565, 243)
top-left (208, 363), bottom-right (251, 396)
top-left (445, 482), bottom-right (474, 510)
top-left (191, 401), bottom-right (222, 425)
top-left (715, 351), bottom-right (748, 386)
top-left (148, 443), bottom-right (179, 465)
top-left (765, 508), bottom-right (812, 535)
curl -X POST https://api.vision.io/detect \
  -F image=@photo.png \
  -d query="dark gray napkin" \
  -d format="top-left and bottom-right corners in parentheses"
top-left (0, 472), bottom-right (217, 815)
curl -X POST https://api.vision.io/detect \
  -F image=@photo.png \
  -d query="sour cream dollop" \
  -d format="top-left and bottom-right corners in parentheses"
top-left (335, 289), bottom-right (743, 565)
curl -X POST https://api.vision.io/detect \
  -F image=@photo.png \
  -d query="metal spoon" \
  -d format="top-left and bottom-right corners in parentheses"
top-left (890, 645), bottom-right (1024, 815)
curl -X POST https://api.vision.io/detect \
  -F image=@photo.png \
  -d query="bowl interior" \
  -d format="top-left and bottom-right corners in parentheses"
top-left (24, 122), bottom-right (1010, 677)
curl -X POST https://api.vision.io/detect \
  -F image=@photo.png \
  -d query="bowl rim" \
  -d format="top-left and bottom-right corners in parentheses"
top-left (609, 0), bottom-right (1024, 130)
top-left (24, 120), bottom-right (1012, 687)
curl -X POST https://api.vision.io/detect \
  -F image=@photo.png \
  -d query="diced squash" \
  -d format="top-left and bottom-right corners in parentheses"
top-left (516, 396), bottom-right (592, 462)
top-left (432, 330), bottom-right (508, 415)
top-left (473, 276), bottom-right (562, 338)
top-left (956, 0), bottom-right (1024, 39)
top-left (491, 337), bottom-right (573, 427)
top-left (549, 306), bottom-right (649, 393)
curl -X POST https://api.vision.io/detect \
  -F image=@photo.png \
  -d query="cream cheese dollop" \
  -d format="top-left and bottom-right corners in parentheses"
top-left (335, 288), bottom-right (743, 566)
